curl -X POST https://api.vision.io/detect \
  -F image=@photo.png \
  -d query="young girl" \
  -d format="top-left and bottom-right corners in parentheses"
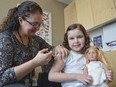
top-left (49, 23), bottom-right (92, 87)
top-left (84, 46), bottom-right (111, 87)
top-left (48, 23), bottom-right (112, 87)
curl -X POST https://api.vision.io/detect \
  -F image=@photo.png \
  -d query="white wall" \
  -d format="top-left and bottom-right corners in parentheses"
top-left (88, 22), bottom-right (116, 51)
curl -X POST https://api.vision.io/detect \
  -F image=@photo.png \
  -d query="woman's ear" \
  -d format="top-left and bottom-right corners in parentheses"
top-left (18, 17), bottom-right (23, 24)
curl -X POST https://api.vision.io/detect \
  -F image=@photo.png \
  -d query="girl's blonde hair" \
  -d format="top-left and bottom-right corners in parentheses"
top-left (85, 46), bottom-right (109, 68)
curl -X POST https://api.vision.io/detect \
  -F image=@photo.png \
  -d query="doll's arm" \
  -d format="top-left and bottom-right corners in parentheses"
top-left (102, 62), bottom-right (109, 71)
top-left (102, 63), bottom-right (110, 84)
top-left (83, 66), bottom-right (88, 75)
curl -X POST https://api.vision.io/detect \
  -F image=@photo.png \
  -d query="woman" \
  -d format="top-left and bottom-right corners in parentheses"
top-left (0, 1), bottom-right (68, 87)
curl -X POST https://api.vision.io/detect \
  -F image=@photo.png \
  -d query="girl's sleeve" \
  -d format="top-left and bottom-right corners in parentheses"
top-left (0, 36), bottom-right (17, 86)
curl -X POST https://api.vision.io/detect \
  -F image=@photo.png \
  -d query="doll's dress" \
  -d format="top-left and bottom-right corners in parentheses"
top-left (86, 61), bottom-right (106, 85)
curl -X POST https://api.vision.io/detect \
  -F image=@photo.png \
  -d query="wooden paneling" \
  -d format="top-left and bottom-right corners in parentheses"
top-left (104, 50), bottom-right (116, 87)
top-left (75, 0), bottom-right (94, 29)
top-left (64, 1), bottom-right (78, 30)
top-left (64, 0), bottom-right (116, 30)
top-left (91, 0), bottom-right (116, 26)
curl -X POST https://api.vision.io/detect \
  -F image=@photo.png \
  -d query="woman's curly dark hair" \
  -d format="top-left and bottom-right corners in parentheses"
top-left (62, 23), bottom-right (90, 53)
top-left (0, 1), bottom-right (43, 32)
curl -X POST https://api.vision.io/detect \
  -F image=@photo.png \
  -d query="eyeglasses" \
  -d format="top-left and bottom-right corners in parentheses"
top-left (23, 17), bottom-right (43, 29)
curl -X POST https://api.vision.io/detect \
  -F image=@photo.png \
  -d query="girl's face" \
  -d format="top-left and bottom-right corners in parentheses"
top-left (19, 12), bottom-right (43, 36)
top-left (87, 48), bottom-right (97, 61)
top-left (68, 29), bottom-right (85, 53)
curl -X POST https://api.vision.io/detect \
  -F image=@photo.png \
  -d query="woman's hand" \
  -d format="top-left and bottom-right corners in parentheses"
top-left (33, 48), bottom-right (52, 67)
top-left (54, 45), bottom-right (69, 59)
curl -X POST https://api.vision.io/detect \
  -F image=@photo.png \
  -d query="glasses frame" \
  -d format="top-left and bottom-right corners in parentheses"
top-left (22, 17), bottom-right (43, 29)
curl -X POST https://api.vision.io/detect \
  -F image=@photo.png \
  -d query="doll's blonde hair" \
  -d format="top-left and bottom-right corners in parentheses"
top-left (85, 46), bottom-right (109, 68)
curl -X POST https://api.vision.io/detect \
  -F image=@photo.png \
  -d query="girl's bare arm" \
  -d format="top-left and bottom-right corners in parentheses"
top-left (48, 56), bottom-right (92, 85)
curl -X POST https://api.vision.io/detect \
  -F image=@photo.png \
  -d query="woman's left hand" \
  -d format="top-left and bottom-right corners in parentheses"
top-left (54, 45), bottom-right (69, 59)
top-left (106, 70), bottom-right (113, 83)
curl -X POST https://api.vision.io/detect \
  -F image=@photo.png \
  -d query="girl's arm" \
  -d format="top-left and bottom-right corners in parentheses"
top-left (48, 55), bottom-right (92, 85)
top-left (102, 62), bottom-right (112, 83)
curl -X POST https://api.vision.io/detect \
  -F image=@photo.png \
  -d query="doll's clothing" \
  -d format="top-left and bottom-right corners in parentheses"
top-left (87, 82), bottom-right (109, 87)
top-left (86, 61), bottom-right (106, 86)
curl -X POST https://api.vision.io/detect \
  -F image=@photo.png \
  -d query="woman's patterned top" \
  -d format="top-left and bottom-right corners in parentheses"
top-left (0, 30), bottom-right (51, 86)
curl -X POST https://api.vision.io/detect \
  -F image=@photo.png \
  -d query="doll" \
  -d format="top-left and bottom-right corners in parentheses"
top-left (84, 46), bottom-right (110, 87)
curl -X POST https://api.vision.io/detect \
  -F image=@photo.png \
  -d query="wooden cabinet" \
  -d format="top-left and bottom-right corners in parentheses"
top-left (104, 50), bottom-right (116, 87)
top-left (64, 0), bottom-right (116, 30)
top-left (75, 0), bottom-right (94, 29)
top-left (91, 0), bottom-right (116, 26)
top-left (113, 0), bottom-right (116, 16)
top-left (114, 0), bottom-right (116, 6)
top-left (64, 1), bottom-right (78, 30)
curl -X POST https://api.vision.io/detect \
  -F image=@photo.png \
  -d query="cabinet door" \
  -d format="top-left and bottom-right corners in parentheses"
top-left (114, 0), bottom-right (116, 6)
top-left (75, 0), bottom-right (94, 30)
top-left (113, 0), bottom-right (116, 17)
top-left (64, 1), bottom-right (78, 30)
top-left (91, 0), bottom-right (116, 26)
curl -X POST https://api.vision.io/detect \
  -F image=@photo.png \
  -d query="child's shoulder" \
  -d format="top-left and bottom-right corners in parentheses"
top-left (64, 50), bottom-right (85, 62)
top-left (70, 50), bottom-right (84, 56)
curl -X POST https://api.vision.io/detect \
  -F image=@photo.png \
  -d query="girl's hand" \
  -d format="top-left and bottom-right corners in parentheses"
top-left (33, 48), bottom-right (52, 67)
top-left (54, 45), bottom-right (69, 59)
top-left (77, 74), bottom-right (93, 85)
top-left (106, 70), bottom-right (113, 83)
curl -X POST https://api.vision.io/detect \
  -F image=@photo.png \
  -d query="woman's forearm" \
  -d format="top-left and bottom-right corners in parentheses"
top-left (14, 49), bottom-right (52, 80)
top-left (14, 59), bottom-right (36, 80)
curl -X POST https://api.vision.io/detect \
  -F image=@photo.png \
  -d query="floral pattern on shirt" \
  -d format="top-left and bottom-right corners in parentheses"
top-left (0, 30), bottom-right (51, 86)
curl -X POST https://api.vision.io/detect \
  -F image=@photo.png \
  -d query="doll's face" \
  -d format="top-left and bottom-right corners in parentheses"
top-left (87, 48), bottom-right (97, 61)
